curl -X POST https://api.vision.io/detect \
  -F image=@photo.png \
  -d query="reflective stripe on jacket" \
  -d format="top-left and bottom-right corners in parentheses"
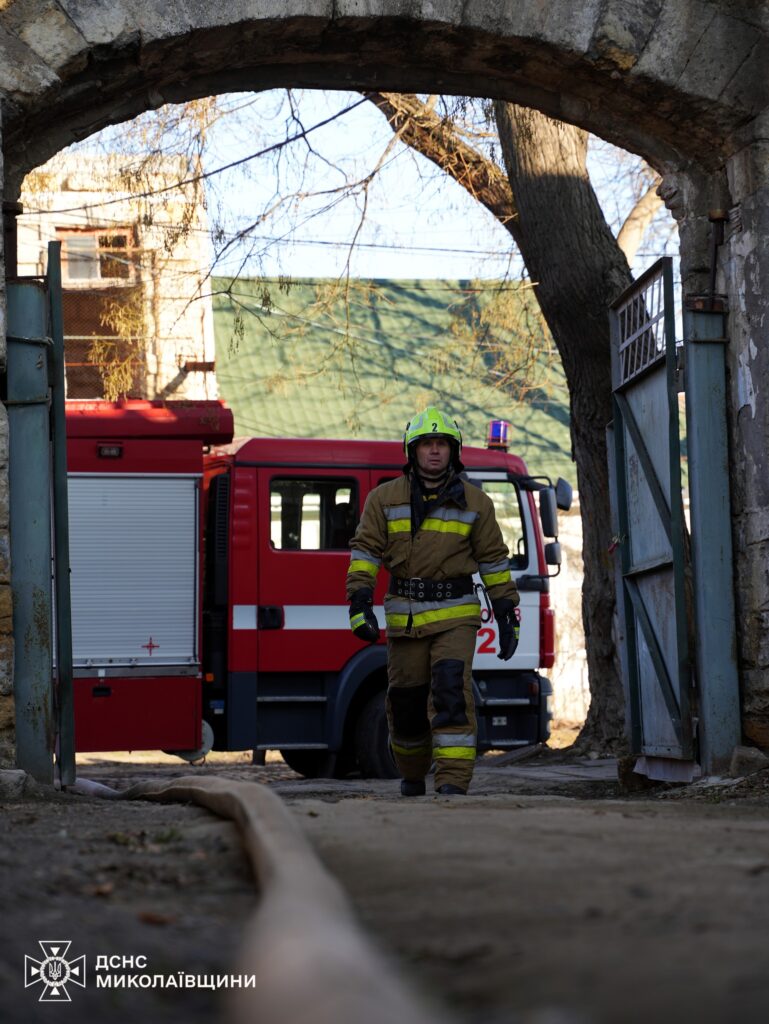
top-left (346, 471), bottom-right (518, 638)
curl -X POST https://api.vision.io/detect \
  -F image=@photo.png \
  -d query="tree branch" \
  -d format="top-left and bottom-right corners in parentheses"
top-left (365, 92), bottom-right (518, 227)
top-left (616, 176), bottom-right (663, 263)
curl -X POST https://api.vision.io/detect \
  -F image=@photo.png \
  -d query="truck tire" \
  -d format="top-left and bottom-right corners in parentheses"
top-left (279, 749), bottom-right (336, 778)
top-left (354, 691), bottom-right (399, 779)
top-left (164, 720), bottom-right (214, 763)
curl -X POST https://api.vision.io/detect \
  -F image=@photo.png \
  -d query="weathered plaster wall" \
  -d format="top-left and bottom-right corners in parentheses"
top-left (0, 116), bottom-right (12, 767)
top-left (0, 0), bottom-right (767, 764)
top-left (723, 122), bottom-right (769, 744)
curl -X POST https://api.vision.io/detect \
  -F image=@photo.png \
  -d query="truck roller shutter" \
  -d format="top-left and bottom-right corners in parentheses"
top-left (68, 475), bottom-right (198, 668)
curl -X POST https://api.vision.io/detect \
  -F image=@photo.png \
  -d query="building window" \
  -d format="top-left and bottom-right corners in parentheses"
top-left (61, 285), bottom-right (145, 399)
top-left (59, 230), bottom-right (135, 285)
top-left (270, 479), bottom-right (359, 550)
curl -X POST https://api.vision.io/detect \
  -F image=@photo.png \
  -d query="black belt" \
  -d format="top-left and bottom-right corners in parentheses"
top-left (388, 575), bottom-right (475, 601)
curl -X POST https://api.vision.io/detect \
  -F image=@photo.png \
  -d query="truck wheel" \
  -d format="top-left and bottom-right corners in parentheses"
top-left (279, 749), bottom-right (340, 779)
top-left (354, 691), bottom-right (399, 779)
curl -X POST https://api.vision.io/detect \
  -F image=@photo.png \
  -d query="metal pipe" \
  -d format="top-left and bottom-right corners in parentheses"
top-left (47, 242), bottom-right (75, 786)
top-left (6, 280), bottom-right (54, 783)
top-left (707, 209), bottom-right (728, 311)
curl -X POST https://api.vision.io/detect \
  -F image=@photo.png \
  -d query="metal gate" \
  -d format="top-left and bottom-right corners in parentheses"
top-left (610, 257), bottom-right (694, 771)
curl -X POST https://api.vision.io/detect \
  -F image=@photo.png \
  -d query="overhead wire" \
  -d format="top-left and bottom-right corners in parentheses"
top-left (20, 96), bottom-right (370, 216)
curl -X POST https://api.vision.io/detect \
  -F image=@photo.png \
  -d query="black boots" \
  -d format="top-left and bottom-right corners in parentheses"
top-left (400, 779), bottom-right (426, 796)
top-left (401, 780), bottom-right (467, 795)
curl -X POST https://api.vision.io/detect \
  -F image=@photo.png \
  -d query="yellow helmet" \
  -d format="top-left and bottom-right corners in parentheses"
top-left (403, 406), bottom-right (463, 457)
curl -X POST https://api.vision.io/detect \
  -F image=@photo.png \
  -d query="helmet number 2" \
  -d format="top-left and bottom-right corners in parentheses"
top-left (432, 422), bottom-right (438, 431)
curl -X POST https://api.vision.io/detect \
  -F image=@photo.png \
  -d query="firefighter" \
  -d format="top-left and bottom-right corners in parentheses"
top-left (346, 406), bottom-right (519, 795)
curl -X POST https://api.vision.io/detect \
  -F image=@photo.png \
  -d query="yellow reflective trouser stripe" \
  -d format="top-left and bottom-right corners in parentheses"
top-left (391, 742), bottom-right (432, 757)
top-left (387, 520), bottom-right (411, 533)
top-left (433, 746), bottom-right (476, 760)
top-left (386, 603), bottom-right (479, 628)
top-left (481, 570), bottom-right (511, 587)
top-left (349, 559), bottom-right (379, 577)
top-left (421, 520), bottom-right (472, 536)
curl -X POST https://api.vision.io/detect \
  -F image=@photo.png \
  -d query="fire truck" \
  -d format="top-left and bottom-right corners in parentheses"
top-left (67, 400), bottom-right (572, 778)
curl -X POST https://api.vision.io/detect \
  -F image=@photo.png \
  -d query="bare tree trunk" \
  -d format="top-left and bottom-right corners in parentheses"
top-left (492, 103), bottom-right (630, 752)
top-left (368, 93), bottom-right (633, 752)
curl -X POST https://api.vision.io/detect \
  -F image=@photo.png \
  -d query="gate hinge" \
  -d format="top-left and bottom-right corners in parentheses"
top-left (675, 345), bottom-right (686, 391)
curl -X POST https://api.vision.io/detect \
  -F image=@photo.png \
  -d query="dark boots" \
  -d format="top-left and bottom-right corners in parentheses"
top-left (400, 779), bottom-right (426, 796)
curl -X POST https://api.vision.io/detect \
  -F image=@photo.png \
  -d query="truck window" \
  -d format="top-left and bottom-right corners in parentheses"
top-left (481, 481), bottom-right (527, 570)
top-left (270, 479), bottom-right (359, 550)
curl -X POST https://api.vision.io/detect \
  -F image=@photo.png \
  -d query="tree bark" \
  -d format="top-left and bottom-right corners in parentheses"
top-left (368, 93), bottom-right (633, 752)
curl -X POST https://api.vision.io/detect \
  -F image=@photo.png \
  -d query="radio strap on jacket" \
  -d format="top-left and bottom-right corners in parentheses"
top-left (474, 581), bottom-right (493, 622)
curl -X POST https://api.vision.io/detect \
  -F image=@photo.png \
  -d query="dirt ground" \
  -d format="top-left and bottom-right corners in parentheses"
top-left (3, 734), bottom-right (769, 1024)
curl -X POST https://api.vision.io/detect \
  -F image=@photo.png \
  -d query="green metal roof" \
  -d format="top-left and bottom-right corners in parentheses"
top-left (212, 277), bottom-right (574, 482)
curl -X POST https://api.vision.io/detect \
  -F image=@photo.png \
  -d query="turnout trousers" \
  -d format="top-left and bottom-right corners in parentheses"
top-left (385, 624), bottom-right (477, 792)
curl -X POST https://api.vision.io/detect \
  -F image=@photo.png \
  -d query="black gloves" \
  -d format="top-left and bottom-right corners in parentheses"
top-left (493, 598), bottom-right (520, 661)
top-left (349, 587), bottom-right (380, 643)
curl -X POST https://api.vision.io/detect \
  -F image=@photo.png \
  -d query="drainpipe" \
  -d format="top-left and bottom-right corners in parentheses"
top-left (48, 242), bottom-right (75, 786)
top-left (6, 278), bottom-right (54, 783)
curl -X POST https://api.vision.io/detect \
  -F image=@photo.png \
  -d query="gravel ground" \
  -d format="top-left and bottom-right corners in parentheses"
top-left (2, 746), bottom-right (769, 1024)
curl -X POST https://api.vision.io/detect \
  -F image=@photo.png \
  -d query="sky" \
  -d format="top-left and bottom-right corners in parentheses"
top-left (194, 89), bottom-right (678, 283)
top-left (32, 86), bottom-right (679, 292)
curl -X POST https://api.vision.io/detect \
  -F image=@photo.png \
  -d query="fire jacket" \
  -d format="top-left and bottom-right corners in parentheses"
top-left (346, 470), bottom-right (519, 638)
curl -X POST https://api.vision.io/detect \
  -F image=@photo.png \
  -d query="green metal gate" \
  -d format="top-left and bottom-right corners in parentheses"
top-left (610, 257), bottom-right (694, 770)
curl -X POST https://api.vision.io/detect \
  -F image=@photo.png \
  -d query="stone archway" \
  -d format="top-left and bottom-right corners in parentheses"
top-left (1, 0), bottom-right (768, 756)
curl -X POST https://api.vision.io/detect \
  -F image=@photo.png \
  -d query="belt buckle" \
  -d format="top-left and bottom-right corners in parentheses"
top-left (408, 577), bottom-right (425, 600)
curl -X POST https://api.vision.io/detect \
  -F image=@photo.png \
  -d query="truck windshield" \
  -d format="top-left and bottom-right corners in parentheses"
top-left (481, 480), bottom-right (527, 570)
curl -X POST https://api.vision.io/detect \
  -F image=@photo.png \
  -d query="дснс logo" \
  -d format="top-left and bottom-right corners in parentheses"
top-left (25, 941), bottom-right (86, 1002)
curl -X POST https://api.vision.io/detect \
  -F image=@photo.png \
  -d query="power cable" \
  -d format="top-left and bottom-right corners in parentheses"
top-left (20, 97), bottom-right (369, 216)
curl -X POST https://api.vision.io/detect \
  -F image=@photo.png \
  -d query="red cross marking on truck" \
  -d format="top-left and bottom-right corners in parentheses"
top-left (142, 636), bottom-right (160, 655)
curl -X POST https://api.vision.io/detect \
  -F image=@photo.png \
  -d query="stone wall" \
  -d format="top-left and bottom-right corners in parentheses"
top-left (0, 119), bottom-right (12, 767)
top-left (724, 122), bottom-right (769, 744)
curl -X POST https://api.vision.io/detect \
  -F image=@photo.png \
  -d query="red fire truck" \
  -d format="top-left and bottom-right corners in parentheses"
top-left (67, 400), bottom-right (571, 778)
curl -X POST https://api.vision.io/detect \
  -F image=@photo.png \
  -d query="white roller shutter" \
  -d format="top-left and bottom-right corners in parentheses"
top-left (68, 475), bottom-right (199, 667)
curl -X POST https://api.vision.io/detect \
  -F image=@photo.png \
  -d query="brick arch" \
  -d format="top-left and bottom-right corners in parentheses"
top-left (1, 2), bottom-right (765, 194)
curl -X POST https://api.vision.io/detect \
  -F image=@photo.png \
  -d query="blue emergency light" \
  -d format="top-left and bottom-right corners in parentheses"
top-left (486, 419), bottom-right (511, 451)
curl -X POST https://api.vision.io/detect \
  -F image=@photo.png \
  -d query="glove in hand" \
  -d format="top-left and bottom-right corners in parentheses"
top-left (349, 587), bottom-right (380, 643)
top-left (492, 598), bottom-right (520, 661)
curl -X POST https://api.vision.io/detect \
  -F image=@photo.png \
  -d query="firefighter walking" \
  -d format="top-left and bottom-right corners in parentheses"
top-left (346, 406), bottom-right (519, 795)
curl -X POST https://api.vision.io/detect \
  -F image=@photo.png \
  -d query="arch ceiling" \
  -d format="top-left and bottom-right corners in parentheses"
top-left (0, 1), bottom-right (766, 192)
